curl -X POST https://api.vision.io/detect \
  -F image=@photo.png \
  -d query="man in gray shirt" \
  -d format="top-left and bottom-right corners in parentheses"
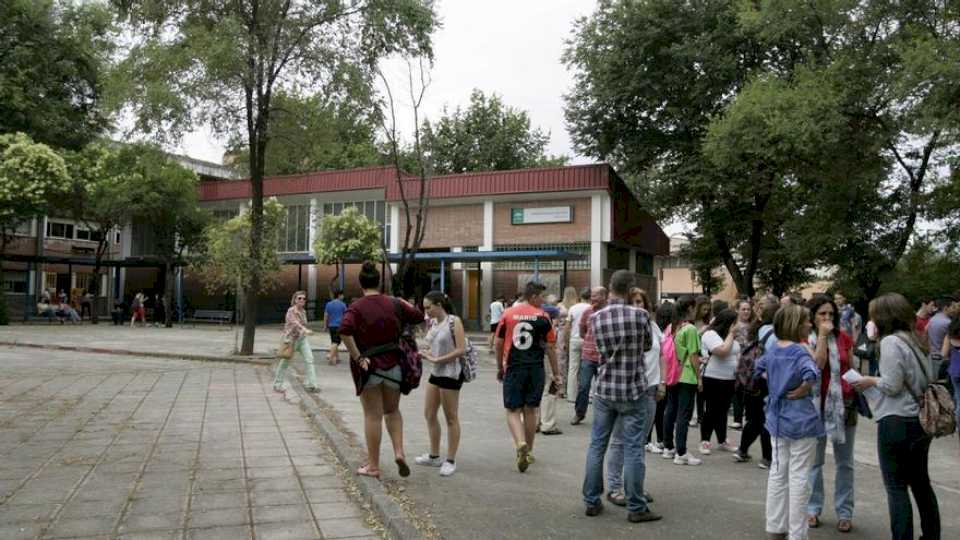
top-left (927, 296), bottom-right (958, 354)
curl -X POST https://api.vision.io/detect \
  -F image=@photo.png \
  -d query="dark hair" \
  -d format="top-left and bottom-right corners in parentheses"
top-left (424, 290), bottom-right (455, 316)
top-left (579, 287), bottom-right (591, 301)
top-left (807, 294), bottom-right (839, 337)
top-left (655, 302), bottom-right (675, 332)
top-left (750, 302), bottom-right (781, 341)
top-left (711, 300), bottom-right (729, 318)
top-left (949, 318), bottom-right (960, 338)
top-left (919, 296), bottom-right (934, 305)
top-left (935, 295), bottom-right (957, 311)
top-left (870, 293), bottom-right (926, 351)
top-left (675, 295), bottom-right (697, 326)
top-left (694, 295), bottom-right (712, 324)
top-left (609, 270), bottom-right (635, 296)
top-left (708, 309), bottom-right (738, 338)
top-left (523, 281), bottom-right (546, 300)
top-left (358, 261), bottom-right (380, 289)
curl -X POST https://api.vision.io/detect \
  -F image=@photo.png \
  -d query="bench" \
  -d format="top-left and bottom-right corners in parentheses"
top-left (187, 309), bottom-right (234, 324)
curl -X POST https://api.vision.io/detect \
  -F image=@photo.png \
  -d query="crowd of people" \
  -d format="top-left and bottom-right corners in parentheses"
top-left (270, 261), bottom-right (956, 539)
top-left (33, 286), bottom-right (171, 327)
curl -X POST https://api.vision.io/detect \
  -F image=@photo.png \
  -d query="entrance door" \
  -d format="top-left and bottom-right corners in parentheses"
top-left (466, 270), bottom-right (480, 327)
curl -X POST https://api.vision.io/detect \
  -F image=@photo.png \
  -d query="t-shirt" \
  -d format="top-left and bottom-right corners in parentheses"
top-left (339, 294), bottom-right (424, 372)
top-left (568, 302), bottom-right (591, 340)
top-left (700, 329), bottom-right (740, 381)
top-left (325, 299), bottom-right (347, 328)
top-left (674, 323), bottom-right (701, 385)
top-left (497, 303), bottom-right (556, 367)
top-left (490, 301), bottom-right (505, 325)
top-left (644, 322), bottom-right (663, 387)
top-left (756, 342), bottom-right (823, 439)
top-left (927, 312), bottom-right (952, 354)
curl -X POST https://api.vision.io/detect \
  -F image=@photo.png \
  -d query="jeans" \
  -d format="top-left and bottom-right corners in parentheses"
top-left (567, 338), bottom-right (583, 400)
top-left (700, 377), bottom-right (735, 444)
top-left (767, 437), bottom-right (817, 539)
top-left (575, 360), bottom-right (599, 418)
top-left (608, 386), bottom-right (657, 493)
top-left (647, 395), bottom-right (666, 444)
top-left (273, 337), bottom-right (318, 389)
top-left (877, 415), bottom-right (940, 540)
top-left (739, 392), bottom-right (772, 461)
top-left (807, 424), bottom-right (856, 520)
top-left (582, 396), bottom-right (649, 513)
top-left (663, 382), bottom-right (697, 456)
top-left (952, 376), bottom-right (960, 425)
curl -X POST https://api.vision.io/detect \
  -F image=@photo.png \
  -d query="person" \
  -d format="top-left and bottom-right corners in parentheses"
top-left (152, 293), bottom-right (165, 326)
top-left (582, 271), bottom-right (660, 523)
top-left (273, 290), bottom-right (319, 393)
top-left (607, 287), bottom-right (664, 507)
top-left (130, 292), bottom-right (146, 328)
top-left (926, 295), bottom-right (957, 357)
top-left (488, 296), bottom-right (506, 349)
top-left (661, 295), bottom-right (703, 466)
top-left (731, 299), bottom-right (755, 430)
top-left (41, 288), bottom-right (52, 304)
top-left (538, 301), bottom-right (565, 436)
top-left (572, 287), bottom-right (608, 425)
top-left (805, 295), bottom-right (857, 533)
top-left (556, 286), bottom-right (579, 395)
top-left (755, 293), bottom-right (779, 320)
top-left (111, 298), bottom-right (125, 325)
top-left (80, 290), bottom-right (93, 320)
top-left (414, 291), bottom-right (466, 477)
top-left (915, 297), bottom-right (936, 335)
top-left (734, 302), bottom-right (778, 469)
top-left (691, 295), bottom-right (712, 427)
top-left (36, 300), bottom-right (60, 323)
top-left (566, 288), bottom-right (592, 402)
top-left (339, 262), bottom-right (425, 479)
top-left (647, 302), bottom-right (675, 453)
top-left (851, 293), bottom-right (941, 540)
top-left (698, 308), bottom-right (740, 455)
top-left (323, 290), bottom-right (347, 365)
top-left (835, 292), bottom-right (862, 345)
top-left (756, 303), bottom-right (822, 540)
top-left (494, 281), bottom-right (561, 473)
top-left (941, 318), bottom-right (960, 418)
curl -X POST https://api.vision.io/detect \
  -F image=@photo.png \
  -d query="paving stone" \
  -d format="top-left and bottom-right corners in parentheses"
top-left (246, 467), bottom-right (296, 480)
top-left (43, 515), bottom-right (116, 538)
top-left (295, 465), bottom-right (334, 477)
top-left (128, 496), bottom-right (185, 516)
top-left (303, 489), bottom-right (347, 505)
top-left (250, 491), bottom-right (303, 506)
top-left (252, 504), bottom-right (312, 524)
top-left (188, 507), bottom-right (250, 528)
top-left (254, 520), bottom-right (320, 540)
top-left (316, 517), bottom-right (372, 539)
top-left (189, 491), bottom-right (247, 511)
top-left (121, 512), bottom-right (184, 532)
top-left (0, 521), bottom-right (46, 540)
top-left (308, 503), bottom-right (362, 521)
top-left (299, 476), bottom-right (341, 491)
top-left (59, 499), bottom-right (126, 519)
top-left (0, 503), bottom-right (61, 523)
top-left (117, 528), bottom-right (182, 539)
top-left (185, 524), bottom-right (252, 540)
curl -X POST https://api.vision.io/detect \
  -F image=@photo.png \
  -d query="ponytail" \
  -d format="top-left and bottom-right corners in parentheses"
top-left (425, 290), bottom-right (456, 317)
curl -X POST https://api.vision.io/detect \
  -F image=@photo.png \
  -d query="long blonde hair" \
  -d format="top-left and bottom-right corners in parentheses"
top-left (561, 286), bottom-right (579, 310)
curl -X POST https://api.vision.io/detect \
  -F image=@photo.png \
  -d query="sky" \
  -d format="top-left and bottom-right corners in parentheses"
top-left (172, 0), bottom-right (597, 167)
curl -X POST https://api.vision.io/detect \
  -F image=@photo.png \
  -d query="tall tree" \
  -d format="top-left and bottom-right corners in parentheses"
top-left (0, 0), bottom-right (113, 149)
top-left (110, 0), bottom-right (437, 353)
top-left (423, 89), bottom-right (567, 174)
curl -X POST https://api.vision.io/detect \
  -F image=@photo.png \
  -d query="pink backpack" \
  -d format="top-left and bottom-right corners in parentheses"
top-left (662, 323), bottom-right (681, 386)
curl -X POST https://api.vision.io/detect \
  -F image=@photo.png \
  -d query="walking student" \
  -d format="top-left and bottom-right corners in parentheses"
top-left (566, 289), bottom-right (592, 402)
top-left (661, 296), bottom-right (702, 466)
top-left (572, 287), bottom-right (608, 425)
top-left (274, 290), bottom-right (319, 393)
top-left (805, 295), bottom-right (857, 533)
top-left (339, 262), bottom-right (425, 479)
top-left (415, 291), bottom-right (465, 477)
top-left (130, 291), bottom-right (146, 328)
top-left (698, 308), bottom-right (740, 455)
top-left (582, 271), bottom-right (660, 523)
top-left (851, 293), bottom-right (941, 540)
top-left (488, 295), bottom-right (505, 349)
top-left (756, 304), bottom-right (822, 540)
top-left (495, 281), bottom-right (561, 473)
top-left (323, 290), bottom-right (347, 365)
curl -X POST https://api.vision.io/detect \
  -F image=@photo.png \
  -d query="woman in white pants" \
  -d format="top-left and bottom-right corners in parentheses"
top-left (754, 304), bottom-right (823, 540)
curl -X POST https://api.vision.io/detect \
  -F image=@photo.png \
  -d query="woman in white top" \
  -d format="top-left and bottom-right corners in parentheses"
top-left (699, 308), bottom-right (740, 454)
top-left (415, 291), bottom-right (466, 477)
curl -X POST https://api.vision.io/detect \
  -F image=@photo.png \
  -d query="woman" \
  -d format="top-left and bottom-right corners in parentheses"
top-left (130, 292), bottom-right (146, 328)
top-left (662, 296), bottom-right (703, 466)
top-left (692, 295), bottom-right (712, 426)
top-left (805, 294), bottom-right (857, 533)
top-left (557, 286), bottom-right (579, 396)
top-left (648, 301), bottom-right (675, 452)
top-left (731, 299), bottom-right (755, 429)
top-left (273, 290), bottom-right (319, 393)
top-left (339, 262), bottom-right (424, 479)
top-left (414, 291), bottom-right (466, 477)
top-left (734, 302), bottom-right (777, 469)
top-left (698, 308), bottom-right (740, 455)
top-left (756, 304), bottom-right (822, 540)
top-left (852, 293), bottom-right (940, 540)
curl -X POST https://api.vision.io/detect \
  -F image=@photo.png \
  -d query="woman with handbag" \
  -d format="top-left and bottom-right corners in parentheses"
top-left (273, 290), bottom-right (319, 393)
top-left (414, 291), bottom-right (467, 477)
top-left (851, 293), bottom-right (941, 540)
top-left (339, 262), bottom-right (425, 480)
top-left (733, 302), bottom-right (778, 469)
top-left (804, 295), bottom-right (857, 533)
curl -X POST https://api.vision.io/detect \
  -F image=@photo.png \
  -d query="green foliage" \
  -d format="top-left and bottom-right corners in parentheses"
top-left (194, 199), bottom-right (285, 296)
top-left (423, 90), bottom-right (567, 174)
top-left (872, 239), bottom-right (960, 304)
top-left (314, 206), bottom-right (383, 266)
top-left (0, 0), bottom-right (113, 149)
top-left (0, 133), bottom-right (70, 237)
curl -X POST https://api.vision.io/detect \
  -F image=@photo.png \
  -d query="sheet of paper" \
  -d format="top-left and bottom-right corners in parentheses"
top-left (843, 369), bottom-right (882, 406)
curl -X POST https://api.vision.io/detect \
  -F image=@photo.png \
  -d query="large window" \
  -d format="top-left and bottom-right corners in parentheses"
top-left (492, 243), bottom-right (590, 271)
top-left (2, 271), bottom-right (27, 294)
top-left (46, 221), bottom-right (75, 240)
top-left (75, 228), bottom-right (103, 242)
top-left (321, 200), bottom-right (388, 246)
top-left (279, 204), bottom-right (310, 252)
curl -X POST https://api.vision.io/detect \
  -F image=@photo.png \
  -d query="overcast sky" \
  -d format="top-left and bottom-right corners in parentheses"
top-left (173, 0), bottom-right (597, 166)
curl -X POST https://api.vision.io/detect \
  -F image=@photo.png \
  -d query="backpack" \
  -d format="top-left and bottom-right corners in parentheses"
top-left (897, 335), bottom-right (956, 438)
top-left (448, 316), bottom-right (478, 383)
top-left (662, 324), bottom-right (681, 386)
top-left (736, 328), bottom-right (773, 396)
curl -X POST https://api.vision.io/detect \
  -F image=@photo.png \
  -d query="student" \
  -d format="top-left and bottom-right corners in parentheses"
top-left (323, 290), bottom-right (347, 365)
top-left (487, 296), bottom-right (506, 349)
top-left (566, 289), bottom-right (592, 402)
top-left (572, 287), bottom-right (608, 425)
top-left (273, 290), bottom-right (319, 393)
top-left (130, 292), bottom-right (147, 328)
top-left (661, 296), bottom-right (702, 466)
top-left (698, 309), bottom-right (740, 455)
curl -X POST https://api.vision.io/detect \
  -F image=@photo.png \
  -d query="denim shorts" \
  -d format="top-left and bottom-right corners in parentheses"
top-left (364, 365), bottom-right (402, 391)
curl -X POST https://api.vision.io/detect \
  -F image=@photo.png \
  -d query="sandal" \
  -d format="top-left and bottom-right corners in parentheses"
top-left (837, 519), bottom-right (852, 533)
top-left (606, 491), bottom-right (626, 507)
top-left (395, 458), bottom-right (410, 478)
top-left (807, 515), bottom-right (820, 528)
top-left (356, 464), bottom-right (380, 479)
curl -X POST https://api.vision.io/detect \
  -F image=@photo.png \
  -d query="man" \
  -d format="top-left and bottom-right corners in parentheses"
top-left (916, 297), bottom-right (936, 336)
top-left (582, 270), bottom-right (660, 523)
top-left (323, 290), bottom-right (347, 365)
top-left (488, 296), bottom-right (506, 349)
top-left (495, 282), bottom-right (562, 472)
top-left (928, 296), bottom-right (959, 358)
top-left (572, 287), bottom-right (608, 425)
top-left (538, 304), bottom-right (565, 436)
top-left (835, 292), bottom-right (862, 344)
top-left (566, 289), bottom-right (592, 402)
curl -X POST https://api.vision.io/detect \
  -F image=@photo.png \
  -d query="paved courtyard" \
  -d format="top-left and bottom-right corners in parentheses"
top-left (0, 347), bottom-right (379, 540)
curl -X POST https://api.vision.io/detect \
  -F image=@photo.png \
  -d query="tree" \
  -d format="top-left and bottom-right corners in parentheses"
top-left (423, 89), bottom-right (567, 174)
top-left (0, 0), bottom-right (113, 149)
top-left (313, 206), bottom-right (383, 294)
top-left (110, 0), bottom-right (437, 354)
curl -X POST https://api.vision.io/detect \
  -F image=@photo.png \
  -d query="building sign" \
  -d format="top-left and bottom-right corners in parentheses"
top-left (511, 206), bottom-right (573, 225)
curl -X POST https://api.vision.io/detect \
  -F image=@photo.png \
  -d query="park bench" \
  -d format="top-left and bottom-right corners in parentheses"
top-left (187, 309), bottom-right (234, 324)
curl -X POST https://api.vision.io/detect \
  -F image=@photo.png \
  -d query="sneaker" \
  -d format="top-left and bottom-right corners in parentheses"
top-left (732, 450), bottom-right (752, 463)
top-left (699, 441), bottom-right (712, 455)
top-left (717, 441), bottom-right (737, 452)
top-left (527, 454), bottom-right (536, 465)
top-left (758, 459), bottom-right (770, 469)
top-left (673, 453), bottom-right (702, 466)
top-left (645, 442), bottom-right (663, 454)
top-left (661, 448), bottom-right (676, 459)
top-left (571, 415), bottom-right (585, 425)
top-left (729, 421), bottom-right (743, 430)
top-left (628, 510), bottom-right (663, 523)
top-left (516, 443), bottom-right (530, 473)
top-left (439, 461), bottom-right (456, 477)
top-left (414, 454), bottom-right (443, 467)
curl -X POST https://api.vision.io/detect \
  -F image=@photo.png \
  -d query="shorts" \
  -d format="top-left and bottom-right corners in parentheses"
top-left (490, 323), bottom-right (499, 333)
top-left (502, 363), bottom-right (545, 410)
top-left (133, 307), bottom-right (146, 321)
top-left (363, 365), bottom-right (401, 391)
top-left (429, 373), bottom-right (464, 391)
top-left (328, 327), bottom-right (341, 344)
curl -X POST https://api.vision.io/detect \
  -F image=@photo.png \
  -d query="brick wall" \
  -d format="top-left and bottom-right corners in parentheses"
top-left (493, 198), bottom-right (591, 245)
top-left (398, 204), bottom-right (483, 248)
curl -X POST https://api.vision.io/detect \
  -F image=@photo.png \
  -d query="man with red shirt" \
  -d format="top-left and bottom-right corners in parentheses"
top-left (495, 281), bottom-right (561, 473)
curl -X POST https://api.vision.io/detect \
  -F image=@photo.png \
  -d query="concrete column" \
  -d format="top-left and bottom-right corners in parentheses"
top-left (388, 203), bottom-right (400, 274)
top-left (480, 200), bottom-right (494, 326)
top-left (628, 248), bottom-right (637, 273)
top-left (590, 194), bottom-right (605, 286)
top-left (307, 197), bottom-right (318, 302)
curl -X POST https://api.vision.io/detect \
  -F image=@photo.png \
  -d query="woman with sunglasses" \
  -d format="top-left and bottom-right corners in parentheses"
top-left (274, 290), bottom-right (319, 393)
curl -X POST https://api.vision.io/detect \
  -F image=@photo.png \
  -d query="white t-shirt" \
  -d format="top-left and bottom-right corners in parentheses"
top-left (568, 302), bottom-right (591, 340)
top-left (644, 322), bottom-right (663, 387)
top-left (489, 301), bottom-right (505, 325)
top-left (700, 329), bottom-right (740, 380)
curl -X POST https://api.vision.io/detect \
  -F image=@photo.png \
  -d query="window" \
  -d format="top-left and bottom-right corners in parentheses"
top-left (492, 243), bottom-right (590, 271)
top-left (319, 200), bottom-right (388, 247)
top-left (75, 273), bottom-right (92, 291)
top-left (44, 273), bottom-right (57, 291)
top-left (2, 271), bottom-right (27, 294)
top-left (13, 219), bottom-right (33, 236)
top-left (279, 204), bottom-right (310, 252)
top-left (213, 208), bottom-right (238, 224)
top-left (46, 221), bottom-right (75, 239)
top-left (75, 228), bottom-right (104, 242)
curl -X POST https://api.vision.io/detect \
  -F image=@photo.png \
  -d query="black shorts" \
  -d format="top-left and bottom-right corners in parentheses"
top-left (328, 327), bottom-right (341, 344)
top-left (502, 363), bottom-right (545, 410)
top-left (429, 373), bottom-right (464, 391)
top-left (490, 323), bottom-right (499, 333)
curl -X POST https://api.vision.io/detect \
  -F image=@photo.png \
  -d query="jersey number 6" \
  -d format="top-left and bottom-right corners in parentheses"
top-left (512, 322), bottom-right (534, 350)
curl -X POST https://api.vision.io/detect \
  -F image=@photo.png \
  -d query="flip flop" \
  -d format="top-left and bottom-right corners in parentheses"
top-left (837, 519), bottom-right (853, 533)
top-left (395, 458), bottom-right (410, 478)
top-left (356, 465), bottom-right (380, 479)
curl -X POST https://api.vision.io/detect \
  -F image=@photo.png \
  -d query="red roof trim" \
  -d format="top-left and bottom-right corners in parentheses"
top-left (198, 166), bottom-right (397, 201)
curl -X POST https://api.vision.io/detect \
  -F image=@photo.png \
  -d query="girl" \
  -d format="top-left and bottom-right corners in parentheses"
top-left (699, 308), bottom-right (740, 455)
top-left (662, 296), bottom-right (702, 466)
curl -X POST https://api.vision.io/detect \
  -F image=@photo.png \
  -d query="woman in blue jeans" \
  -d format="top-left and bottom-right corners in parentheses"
top-left (852, 293), bottom-right (940, 540)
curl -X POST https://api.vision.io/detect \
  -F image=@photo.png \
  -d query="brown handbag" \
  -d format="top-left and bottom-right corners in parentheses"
top-left (278, 340), bottom-right (295, 359)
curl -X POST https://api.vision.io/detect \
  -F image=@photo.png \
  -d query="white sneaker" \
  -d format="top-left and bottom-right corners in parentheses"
top-left (688, 417), bottom-right (698, 427)
top-left (414, 454), bottom-right (443, 467)
top-left (439, 461), bottom-right (456, 477)
top-left (645, 442), bottom-right (663, 454)
top-left (673, 453), bottom-right (703, 466)
top-left (699, 441), bottom-right (712, 455)
top-left (717, 441), bottom-right (737, 452)
top-left (661, 448), bottom-right (676, 459)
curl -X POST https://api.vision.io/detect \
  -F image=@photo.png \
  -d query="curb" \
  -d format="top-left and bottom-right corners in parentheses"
top-left (287, 377), bottom-right (423, 540)
top-left (0, 340), bottom-right (275, 365)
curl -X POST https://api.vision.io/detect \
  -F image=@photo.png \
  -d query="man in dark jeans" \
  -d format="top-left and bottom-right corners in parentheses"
top-left (572, 287), bottom-right (607, 425)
